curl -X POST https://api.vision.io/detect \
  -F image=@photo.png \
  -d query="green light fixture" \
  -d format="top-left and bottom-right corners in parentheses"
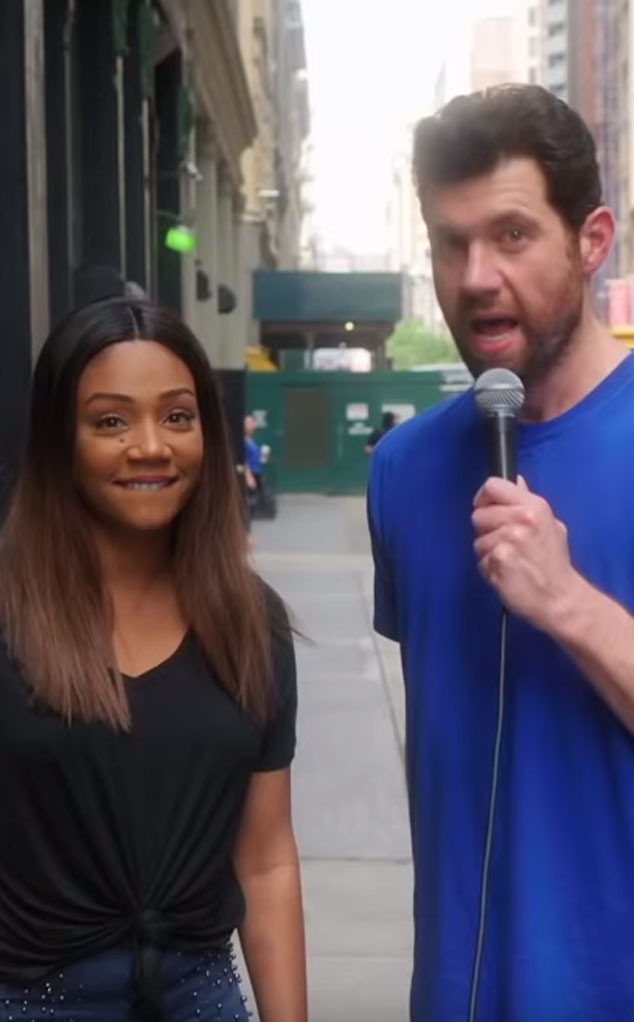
top-left (164, 224), bottom-right (197, 254)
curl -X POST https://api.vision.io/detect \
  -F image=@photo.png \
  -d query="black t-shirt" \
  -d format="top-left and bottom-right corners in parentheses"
top-left (0, 606), bottom-right (296, 987)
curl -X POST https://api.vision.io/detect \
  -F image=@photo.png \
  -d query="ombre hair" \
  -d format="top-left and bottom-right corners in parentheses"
top-left (0, 297), bottom-right (277, 729)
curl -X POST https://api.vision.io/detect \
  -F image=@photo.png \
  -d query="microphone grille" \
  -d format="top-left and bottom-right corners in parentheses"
top-left (474, 368), bottom-right (525, 417)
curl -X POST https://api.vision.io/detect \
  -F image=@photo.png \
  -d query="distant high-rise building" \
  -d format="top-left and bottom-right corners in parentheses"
top-left (238, 0), bottom-right (310, 272)
top-left (470, 6), bottom-right (545, 93)
top-left (564, 0), bottom-right (631, 287)
top-left (429, 1), bottom-right (632, 314)
top-left (521, 0), bottom-right (547, 85)
top-left (433, 35), bottom-right (470, 109)
top-left (470, 16), bottom-right (518, 91)
top-left (385, 144), bottom-right (444, 329)
top-left (539, 0), bottom-right (633, 306)
top-left (567, 0), bottom-right (598, 120)
top-left (544, 0), bottom-right (568, 99)
top-left (543, 0), bottom-right (604, 139)
top-left (607, 0), bottom-right (634, 279)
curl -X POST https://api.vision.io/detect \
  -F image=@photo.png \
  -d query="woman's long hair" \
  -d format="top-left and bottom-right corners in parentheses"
top-left (0, 297), bottom-right (276, 729)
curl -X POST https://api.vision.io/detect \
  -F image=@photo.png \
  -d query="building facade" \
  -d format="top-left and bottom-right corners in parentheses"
top-left (273, 0), bottom-right (310, 269)
top-left (0, 0), bottom-right (309, 491)
top-left (235, 0), bottom-right (310, 346)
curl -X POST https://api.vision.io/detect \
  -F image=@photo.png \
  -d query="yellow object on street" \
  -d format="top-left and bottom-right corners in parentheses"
top-left (612, 325), bottom-right (634, 348)
top-left (245, 346), bottom-right (277, 371)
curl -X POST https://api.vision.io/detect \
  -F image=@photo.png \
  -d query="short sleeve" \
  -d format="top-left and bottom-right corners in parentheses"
top-left (367, 451), bottom-right (399, 641)
top-left (256, 599), bottom-right (298, 772)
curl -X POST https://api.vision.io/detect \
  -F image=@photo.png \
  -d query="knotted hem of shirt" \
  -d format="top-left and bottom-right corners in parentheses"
top-left (131, 909), bottom-right (166, 1022)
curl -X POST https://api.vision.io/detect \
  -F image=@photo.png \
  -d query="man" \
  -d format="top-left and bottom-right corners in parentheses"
top-left (243, 413), bottom-right (277, 521)
top-left (365, 411), bottom-right (398, 455)
top-left (367, 84), bottom-right (634, 1021)
top-left (244, 413), bottom-right (262, 495)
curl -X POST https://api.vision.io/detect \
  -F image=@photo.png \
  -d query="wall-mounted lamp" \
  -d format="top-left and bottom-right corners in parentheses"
top-left (165, 225), bottom-right (197, 253)
top-left (157, 210), bottom-right (197, 254)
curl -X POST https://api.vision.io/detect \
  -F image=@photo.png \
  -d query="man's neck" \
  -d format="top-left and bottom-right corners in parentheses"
top-left (520, 309), bottom-right (627, 423)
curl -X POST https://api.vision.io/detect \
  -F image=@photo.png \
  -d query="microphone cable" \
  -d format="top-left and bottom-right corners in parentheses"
top-left (467, 606), bottom-right (509, 1022)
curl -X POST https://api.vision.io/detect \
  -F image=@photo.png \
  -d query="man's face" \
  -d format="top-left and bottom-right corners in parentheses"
top-left (425, 157), bottom-right (585, 383)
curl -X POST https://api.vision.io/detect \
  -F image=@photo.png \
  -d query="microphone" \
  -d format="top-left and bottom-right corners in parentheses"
top-left (468, 367), bottom-right (525, 1022)
top-left (473, 368), bottom-right (525, 481)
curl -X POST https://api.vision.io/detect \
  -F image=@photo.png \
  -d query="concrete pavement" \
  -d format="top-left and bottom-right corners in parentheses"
top-left (244, 495), bottom-right (413, 1022)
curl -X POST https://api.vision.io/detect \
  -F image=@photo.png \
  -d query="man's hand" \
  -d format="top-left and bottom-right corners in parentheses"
top-left (474, 477), bottom-right (634, 735)
top-left (472, 476), bottom-right (581, 632)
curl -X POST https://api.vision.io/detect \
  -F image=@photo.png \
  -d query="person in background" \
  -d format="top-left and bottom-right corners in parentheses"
top-left (0, 296), bottom-right (306, 1022)
top-left (364, 410), bottom-right (398, 454)
top-left (244, 413), bottom-right (263, 494)
top-left (368, 83), bottom-right (634, 1021)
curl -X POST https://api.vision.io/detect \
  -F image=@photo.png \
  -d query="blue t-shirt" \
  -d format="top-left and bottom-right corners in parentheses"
top-left (244, 437), bottom-right (262, 476)
top-left (368, 355), bottom-right (634, 1022)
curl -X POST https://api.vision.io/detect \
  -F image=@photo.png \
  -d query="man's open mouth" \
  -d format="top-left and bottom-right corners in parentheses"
top-left (471, 317), bottom-right (519, 340)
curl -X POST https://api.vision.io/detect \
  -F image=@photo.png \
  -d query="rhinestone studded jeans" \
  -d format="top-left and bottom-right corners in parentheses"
top-left (0, 946), bottom-right (250, 1021)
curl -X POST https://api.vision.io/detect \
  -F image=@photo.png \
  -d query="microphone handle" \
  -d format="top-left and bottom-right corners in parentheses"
top-left (486, 413), bottom-right (517, 482)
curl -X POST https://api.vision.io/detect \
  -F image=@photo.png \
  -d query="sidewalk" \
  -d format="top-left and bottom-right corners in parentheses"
top-left (245, 494), bottom-right (413, 1022)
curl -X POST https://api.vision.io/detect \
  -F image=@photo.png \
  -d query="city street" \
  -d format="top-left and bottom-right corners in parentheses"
top-left (241, 495), bottom-right (414, 1022)
top-left (4, 2), bottom-right (633, 1020)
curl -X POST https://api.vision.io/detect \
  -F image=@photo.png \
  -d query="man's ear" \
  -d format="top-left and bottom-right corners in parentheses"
top-left (578, 206), bottom-right (616, 276)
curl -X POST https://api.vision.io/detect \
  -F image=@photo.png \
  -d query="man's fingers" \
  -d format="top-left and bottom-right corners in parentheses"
top-left (472, 504), bottom-right (536, 535)
top-left (473, 476), bottom-right (530, 509)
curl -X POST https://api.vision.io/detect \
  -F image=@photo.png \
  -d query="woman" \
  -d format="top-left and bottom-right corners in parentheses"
top-left (0, 297), bottom-right (306, 1022)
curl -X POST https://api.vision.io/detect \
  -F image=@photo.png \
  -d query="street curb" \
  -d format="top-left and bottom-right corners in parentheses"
top-left (357, 565), bottom-right (407, 767)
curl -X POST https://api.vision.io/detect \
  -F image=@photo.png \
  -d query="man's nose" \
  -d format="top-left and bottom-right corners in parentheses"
top-left (462, 242), bottom-right (502, 297)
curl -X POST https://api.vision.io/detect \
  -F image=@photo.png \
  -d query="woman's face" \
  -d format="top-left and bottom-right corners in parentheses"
top-left (74, 340), bottom-right (204, 534)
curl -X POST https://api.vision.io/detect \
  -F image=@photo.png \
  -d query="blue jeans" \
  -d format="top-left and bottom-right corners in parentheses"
top-left (0, 947), bottom-right (250, 1021)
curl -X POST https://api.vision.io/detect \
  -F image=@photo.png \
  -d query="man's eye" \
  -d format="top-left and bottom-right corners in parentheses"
top-left (435, 232), bottom-right (464, 253)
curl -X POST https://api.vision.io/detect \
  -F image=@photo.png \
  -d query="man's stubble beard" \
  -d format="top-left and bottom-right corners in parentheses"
top-left (450, 258), bottom-right (585, 387)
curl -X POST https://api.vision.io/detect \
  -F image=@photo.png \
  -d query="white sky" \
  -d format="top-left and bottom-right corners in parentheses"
top-left (301, 0), bottom-right (521, 254)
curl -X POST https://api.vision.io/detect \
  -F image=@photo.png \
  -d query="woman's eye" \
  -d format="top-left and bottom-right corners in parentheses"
top-left (95, 415), bottom-right (125, 430)
top-left (166, 410), bottom-right (195, 426)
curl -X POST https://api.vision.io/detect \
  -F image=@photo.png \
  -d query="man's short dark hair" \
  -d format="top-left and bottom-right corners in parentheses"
top-left (412, 84), bottom-right (603, 231)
